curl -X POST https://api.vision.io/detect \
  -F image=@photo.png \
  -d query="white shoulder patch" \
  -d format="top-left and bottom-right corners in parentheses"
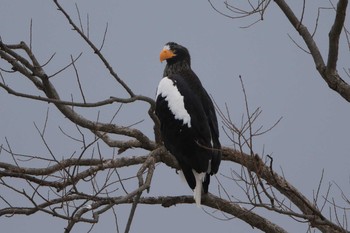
top-left (156, 77), bottom-right (191, 127)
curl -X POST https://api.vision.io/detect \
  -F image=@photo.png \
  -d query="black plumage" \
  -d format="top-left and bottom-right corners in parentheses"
top-left (155, 42), bottom-right (221, 206)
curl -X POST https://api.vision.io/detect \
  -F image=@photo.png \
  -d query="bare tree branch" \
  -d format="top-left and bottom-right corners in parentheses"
top-left (327, 0), bottom-right (348, 72)
top-left (209, 0), bottom-right (350, 102)
top-left (274, 0), bottom-right (350, 102)
top-left (53, 0), bottom-right (133, 97)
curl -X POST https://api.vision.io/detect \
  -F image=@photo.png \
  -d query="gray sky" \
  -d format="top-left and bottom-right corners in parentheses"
top-left (1, 0), bottom-right (350, 232)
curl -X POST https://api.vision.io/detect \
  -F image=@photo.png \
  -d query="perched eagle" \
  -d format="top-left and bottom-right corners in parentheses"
top-left (155, 42), bottom-right (221, 206)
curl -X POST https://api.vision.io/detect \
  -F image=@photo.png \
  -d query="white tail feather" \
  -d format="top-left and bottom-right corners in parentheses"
top-left (193, 170), bottom-right (206, 207)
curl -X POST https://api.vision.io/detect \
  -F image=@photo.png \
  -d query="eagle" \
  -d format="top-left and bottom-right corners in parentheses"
top-left (155, 42), bottom-right (221, 206)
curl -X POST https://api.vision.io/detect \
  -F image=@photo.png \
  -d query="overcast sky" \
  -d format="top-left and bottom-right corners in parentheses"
top-left (1, 1), bottom-right (350, 232)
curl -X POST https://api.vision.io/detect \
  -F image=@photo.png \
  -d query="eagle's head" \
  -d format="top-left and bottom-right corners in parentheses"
top-left (160, 42), bottom-right (191, 76)
top-left (160, 42), bottom-right (191, 65)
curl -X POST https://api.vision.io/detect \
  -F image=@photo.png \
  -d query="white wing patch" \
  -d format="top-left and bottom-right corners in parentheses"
top-left (156, 77), bottom-right (192, 127)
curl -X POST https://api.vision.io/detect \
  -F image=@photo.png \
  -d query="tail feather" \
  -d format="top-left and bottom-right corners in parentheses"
top-left (193, 170), bottom-right (206, 207)
top-left (203, 173), bottom-right (210, 193)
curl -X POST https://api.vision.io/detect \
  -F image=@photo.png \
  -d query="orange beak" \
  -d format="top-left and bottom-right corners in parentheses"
top-left (160, 48), bottom-right (176, 62)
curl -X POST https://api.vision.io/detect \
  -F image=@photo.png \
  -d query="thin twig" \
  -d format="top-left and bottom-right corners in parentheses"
top-left (99, 23), bottom-right (108, 52)
top-left (48, 52), bottom-right (83, 78)
top-left (70, 54), bottom-right (86, 103)
top-left (29, 18), bottom-right (33, 51)
top-left (75, 3), bottom-right (84, 34)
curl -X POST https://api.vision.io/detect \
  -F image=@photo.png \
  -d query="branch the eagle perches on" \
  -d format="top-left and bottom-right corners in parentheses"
top-left (0, 1), bottom-right (349, 233)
